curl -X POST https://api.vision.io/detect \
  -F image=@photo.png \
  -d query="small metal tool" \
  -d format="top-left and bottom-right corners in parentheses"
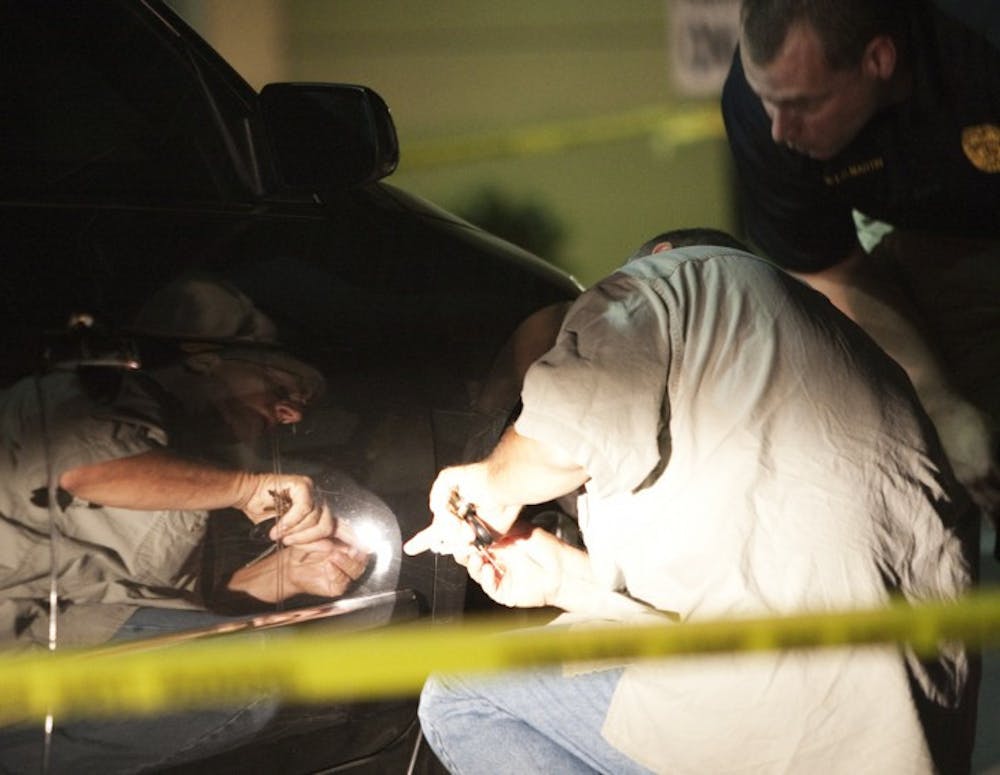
top-left (447, 489), bottom-right (502, 577)
top-left (447, 490), bottom-right (495, 549)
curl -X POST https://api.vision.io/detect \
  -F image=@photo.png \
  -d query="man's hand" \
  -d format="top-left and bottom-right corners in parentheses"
top-left (235, 473), bottom-right (334, 546)
top-left (229, 519), bottom-right (370, 602)
top-left (403, 462), bottom-right (520, 557)
top-left (464, 527), bottom-right (567, 608)
top-left (404, 428), bottom-right (589, 559)
top-left (283, 538), bottom-right (370, 599)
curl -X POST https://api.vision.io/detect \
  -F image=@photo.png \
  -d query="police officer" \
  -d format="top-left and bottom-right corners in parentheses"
top-left (722, 0), bottom-right (1000, 549)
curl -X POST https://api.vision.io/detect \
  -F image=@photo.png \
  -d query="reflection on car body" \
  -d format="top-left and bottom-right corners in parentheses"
top-left (0, 0), bottom-right (581, 772)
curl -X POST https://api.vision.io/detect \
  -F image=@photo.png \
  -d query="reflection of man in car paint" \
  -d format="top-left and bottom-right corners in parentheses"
top-left (0, 274), bottom-right (369, 650)
top-left (0, 275), bottom-right (370, 773)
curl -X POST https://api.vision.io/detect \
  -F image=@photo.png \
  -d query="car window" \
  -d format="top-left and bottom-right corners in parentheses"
top-left (1, 1), bottom-right (250, 202)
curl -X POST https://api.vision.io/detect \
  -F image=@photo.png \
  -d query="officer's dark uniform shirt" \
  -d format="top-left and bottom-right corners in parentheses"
top-left (722, 0), bottom-right (1000, 273)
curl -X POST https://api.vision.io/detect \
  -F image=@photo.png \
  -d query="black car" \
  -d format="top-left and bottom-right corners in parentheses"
top-left (1, 1), bottom-right (580, 772)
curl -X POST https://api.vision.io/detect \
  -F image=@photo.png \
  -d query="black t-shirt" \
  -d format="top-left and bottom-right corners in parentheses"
top-left (722, 0), bottom-right (1000, 272)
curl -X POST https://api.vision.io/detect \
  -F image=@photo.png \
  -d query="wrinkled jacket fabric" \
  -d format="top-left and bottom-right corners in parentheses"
top-left (516, 247), bottom-right (979, 774)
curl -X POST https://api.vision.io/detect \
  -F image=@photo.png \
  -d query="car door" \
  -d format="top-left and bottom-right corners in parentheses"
top-left (1, 1), bottom-right (580, 772)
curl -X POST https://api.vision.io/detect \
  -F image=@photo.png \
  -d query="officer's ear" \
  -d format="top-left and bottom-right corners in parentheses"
top-left (182, 350), bottom-right (222, 375)
top-left (861, 34), bottom-right (897, 81)
top-left (650, 241), bottom-right (674, 254)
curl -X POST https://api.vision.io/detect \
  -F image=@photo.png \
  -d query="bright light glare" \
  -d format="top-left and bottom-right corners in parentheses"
top-left (352, 518), bottom-right (394, 578)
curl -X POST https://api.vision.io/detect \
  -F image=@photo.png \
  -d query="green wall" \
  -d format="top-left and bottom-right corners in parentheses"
top-left (174, 0), bottom-right (737, 287)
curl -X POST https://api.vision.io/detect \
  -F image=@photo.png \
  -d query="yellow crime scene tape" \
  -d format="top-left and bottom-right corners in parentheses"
top-left (2, 588), bottom-right (1000, 723)
top-left (401, 104), bottom-right (725, 170)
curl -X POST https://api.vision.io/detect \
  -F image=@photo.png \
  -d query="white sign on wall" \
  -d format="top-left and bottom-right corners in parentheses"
top-left (669, 0), bottom-right (741, 97)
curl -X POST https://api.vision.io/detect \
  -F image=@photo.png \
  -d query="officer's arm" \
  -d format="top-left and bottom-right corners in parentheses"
top-left (793, 246), bottom-right (993, 485)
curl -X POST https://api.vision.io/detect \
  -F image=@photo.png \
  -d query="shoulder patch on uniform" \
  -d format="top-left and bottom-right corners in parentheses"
top-left (961, 124), bottom-right (1000, 173)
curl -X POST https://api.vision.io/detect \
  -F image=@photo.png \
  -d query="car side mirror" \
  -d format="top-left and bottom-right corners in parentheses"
top-left (259, 83), bottom-right (399, 191)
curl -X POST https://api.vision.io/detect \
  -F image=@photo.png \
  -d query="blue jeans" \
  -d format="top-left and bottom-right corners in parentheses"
top-left (0, 607), bottom-right (278, 775)
top-left (419, 666), bottom-right (654, 775)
